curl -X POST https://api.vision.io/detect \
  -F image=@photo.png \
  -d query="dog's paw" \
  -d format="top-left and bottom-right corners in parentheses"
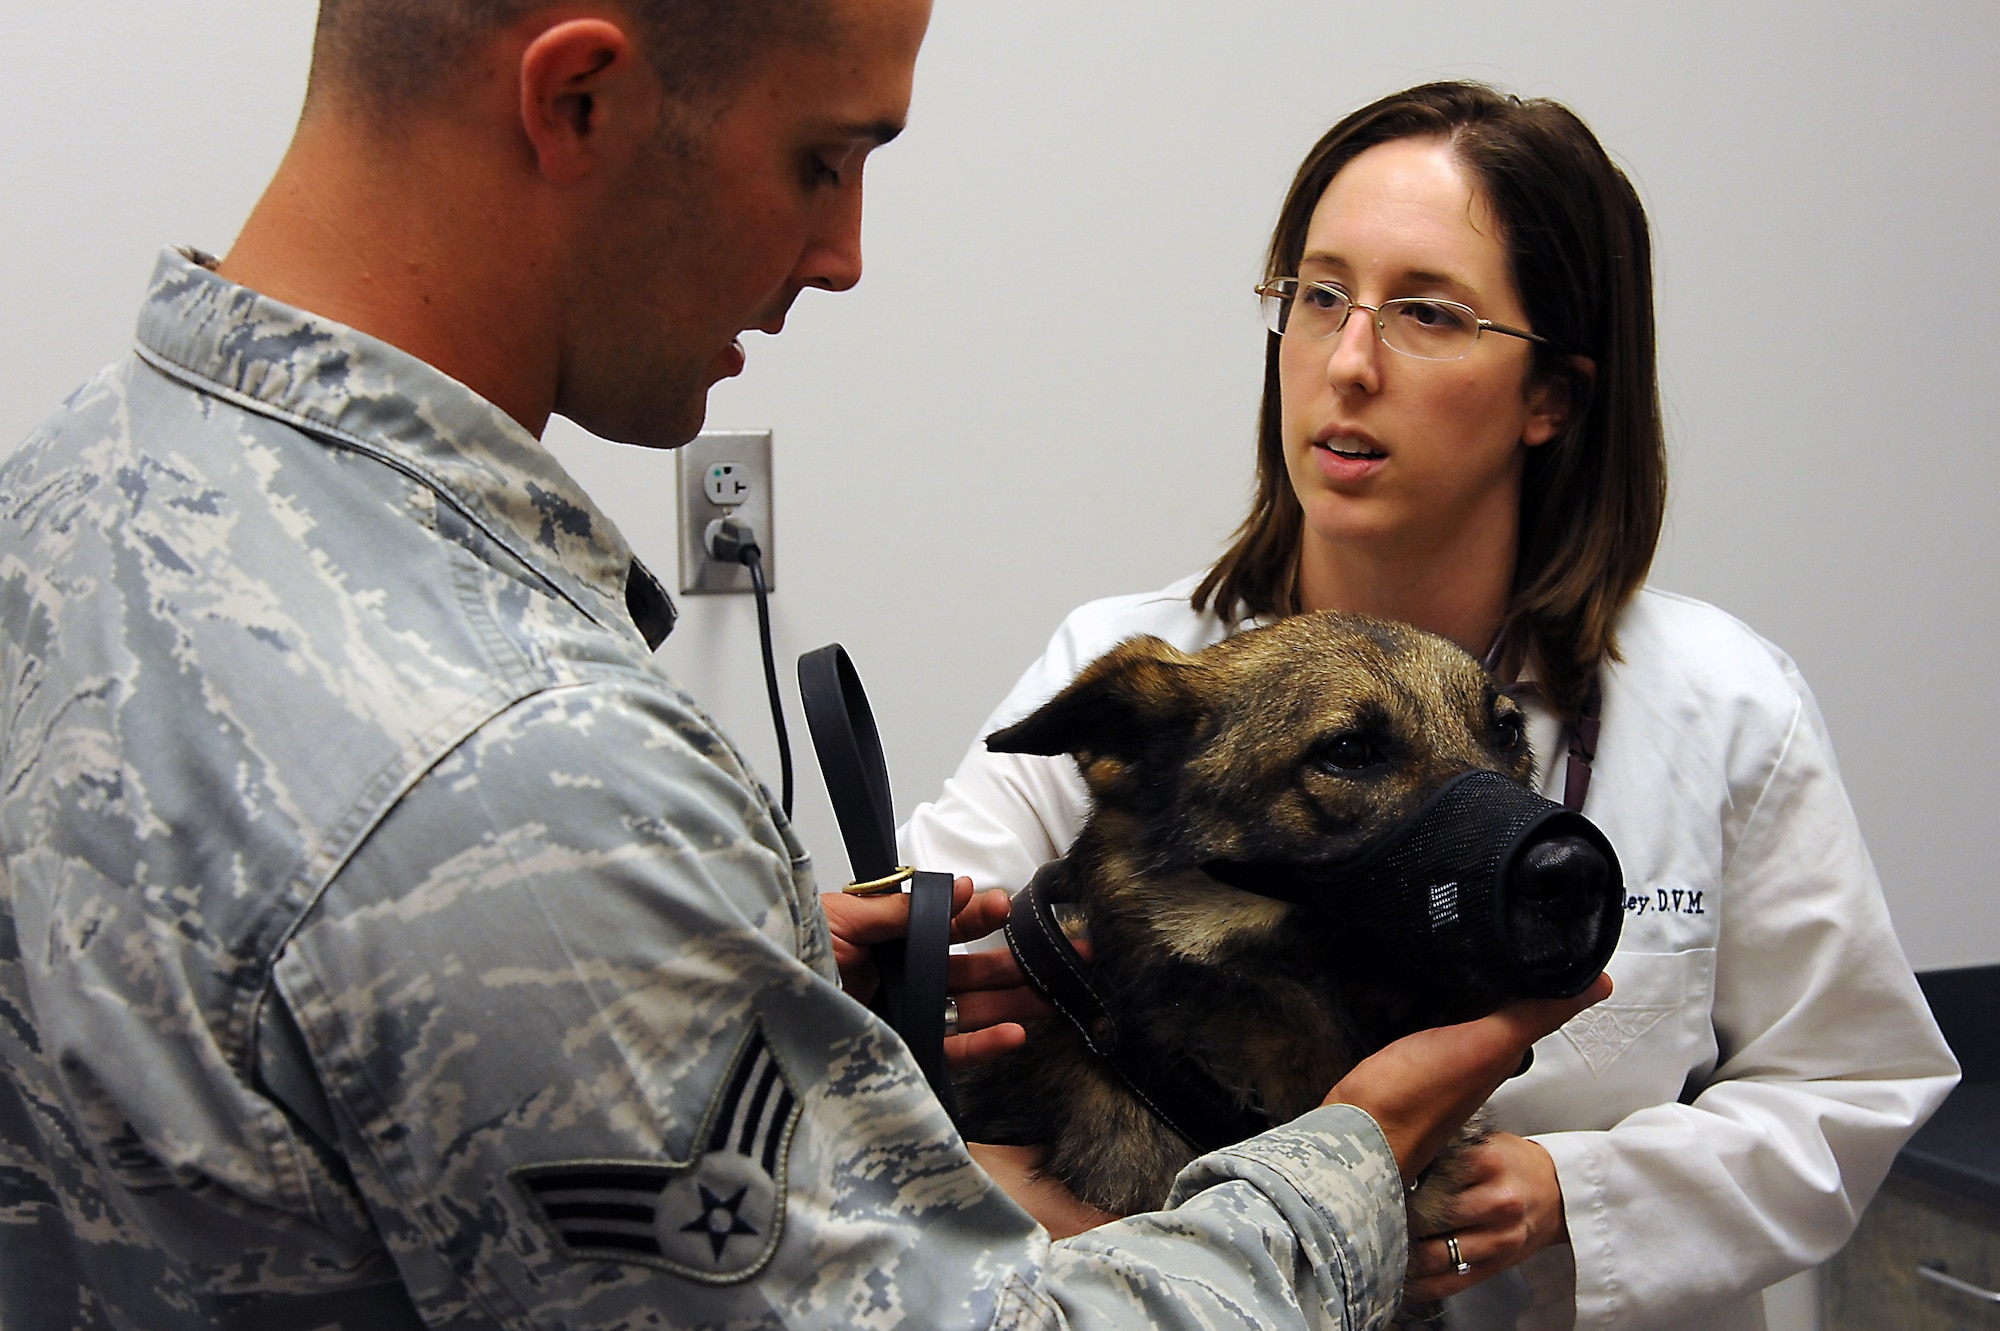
top-left (1402, 1113), bottom-right (1489, 1237)
top-left (1397, 1113), bottom-right (1490, 1324)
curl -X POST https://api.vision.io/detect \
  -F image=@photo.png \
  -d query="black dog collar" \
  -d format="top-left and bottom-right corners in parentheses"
top-left (1005, 862), bottom-right (1275, 1156)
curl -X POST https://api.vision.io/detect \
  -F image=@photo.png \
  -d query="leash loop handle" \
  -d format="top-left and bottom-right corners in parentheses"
top-left (798, 644), bottom-right (958, 1122)
top-left (798, 645), bottom-right (897, 881)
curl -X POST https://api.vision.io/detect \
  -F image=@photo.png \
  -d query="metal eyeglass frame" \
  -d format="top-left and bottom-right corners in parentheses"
top-left (1256, 278), bottom-right (1548, 362)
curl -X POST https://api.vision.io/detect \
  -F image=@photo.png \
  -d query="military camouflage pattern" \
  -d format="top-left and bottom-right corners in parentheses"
top-left (0, 248), bottom-right (1409, 1329)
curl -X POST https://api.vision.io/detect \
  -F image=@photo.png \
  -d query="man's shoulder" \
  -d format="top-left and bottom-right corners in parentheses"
top-left (302, 668), bottom-right (815, 1024)
top-left (3, 339), bottom-right (638, 694)
top-left (0, 344), bottom-right (691, 1050)
top-left (412, 670), bottom-right (792, 859)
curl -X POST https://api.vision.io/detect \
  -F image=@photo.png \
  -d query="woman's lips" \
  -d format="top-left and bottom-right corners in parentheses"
top-left (1312, 434), bottom-right (1387, 481)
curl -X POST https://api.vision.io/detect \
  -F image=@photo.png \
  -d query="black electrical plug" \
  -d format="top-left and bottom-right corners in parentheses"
top-left (704, 512), bottom-right (762, 567)
top-left (703, 511), bottom-right (792, 819)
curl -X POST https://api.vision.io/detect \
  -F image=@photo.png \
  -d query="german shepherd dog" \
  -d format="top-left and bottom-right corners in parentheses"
top-left (956, 611), bottom-right (1610, 1313)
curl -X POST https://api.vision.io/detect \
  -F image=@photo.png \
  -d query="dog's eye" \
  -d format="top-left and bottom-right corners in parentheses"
top-left (1492, 713), bottom-right (1525, 752)
top-left (1312, 733), bottom-right (1384, 773)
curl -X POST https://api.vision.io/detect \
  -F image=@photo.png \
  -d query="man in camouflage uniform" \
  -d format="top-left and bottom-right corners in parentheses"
top-left (0, 2), bottom-right (1598, 1327)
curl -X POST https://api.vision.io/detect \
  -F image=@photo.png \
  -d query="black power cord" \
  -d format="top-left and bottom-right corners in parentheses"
top-left (705, 514), bottom-right (794, 818)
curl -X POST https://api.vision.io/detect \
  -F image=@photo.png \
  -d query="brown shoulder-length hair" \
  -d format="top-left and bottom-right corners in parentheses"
top-left (1193, 81), bottom-right (1666, 719)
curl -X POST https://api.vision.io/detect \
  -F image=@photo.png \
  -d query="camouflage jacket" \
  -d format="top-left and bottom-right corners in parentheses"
top-left (0, 248), bottom-right (1407, 1330)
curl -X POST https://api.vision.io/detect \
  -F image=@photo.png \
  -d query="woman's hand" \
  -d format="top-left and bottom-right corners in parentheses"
top-left (1405, 1131), bottom-right (1567, 1301)
top-left (967, 1142), bottom-right (1122, 1239)
top-left (821, 876), bottom-right (1056, 1070)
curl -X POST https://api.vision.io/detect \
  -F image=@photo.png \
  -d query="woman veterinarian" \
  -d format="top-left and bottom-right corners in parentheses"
top-left (903, 83), bottom-right (1958, 1330)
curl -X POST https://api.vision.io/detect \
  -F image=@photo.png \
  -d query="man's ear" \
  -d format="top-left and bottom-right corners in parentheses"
top-left (1523, 354), bottom-right (1596, 448)
top-left (985, 636), bottom-right (1209, 765)
top-left (518, 19), bottom-right (642, 186)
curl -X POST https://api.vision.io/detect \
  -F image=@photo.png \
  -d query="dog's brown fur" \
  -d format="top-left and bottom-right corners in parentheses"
top-left (958, 611), bottom-right (1547, 1313)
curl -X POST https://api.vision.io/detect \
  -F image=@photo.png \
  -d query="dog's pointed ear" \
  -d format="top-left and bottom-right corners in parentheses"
top-left (985, 635), bottom-right (1207, 762)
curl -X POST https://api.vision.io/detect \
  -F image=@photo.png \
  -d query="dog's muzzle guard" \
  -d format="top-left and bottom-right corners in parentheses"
top-left (1205, 769), bottom-right (1624, 1001)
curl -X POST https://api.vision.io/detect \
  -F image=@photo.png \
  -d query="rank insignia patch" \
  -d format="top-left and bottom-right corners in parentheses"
top-left (512, 1022), bottom-right (799, 1283)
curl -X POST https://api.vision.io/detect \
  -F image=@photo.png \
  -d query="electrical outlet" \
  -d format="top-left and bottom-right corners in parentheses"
top-left (677, 430), bottom-right (774, 595)
top-left (703, 462), bottom-right (754, 507)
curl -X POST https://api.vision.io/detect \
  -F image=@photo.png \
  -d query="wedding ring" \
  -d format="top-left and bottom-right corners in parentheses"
top-left (1444, 1232), bottom-right (1470, 1276)
top-left (943, 997), bottom-right (959, 1037)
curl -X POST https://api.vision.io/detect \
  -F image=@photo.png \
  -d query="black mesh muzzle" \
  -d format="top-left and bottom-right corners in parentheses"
top-left (1206, 769), bottom-right (1623, 999)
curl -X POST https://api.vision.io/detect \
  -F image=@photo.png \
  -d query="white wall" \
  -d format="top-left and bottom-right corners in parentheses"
top-left (4, 3), bottom-right (1996, 986)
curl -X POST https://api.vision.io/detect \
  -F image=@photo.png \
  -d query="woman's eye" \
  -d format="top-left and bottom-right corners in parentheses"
top-left (1397, 300), bottom-right (1471, 332)
top-left (1492, 714), bottom-right (1525, 752)
top-left (1313, 733), bottom-right (1383, 773)
top-left (1302, 284), bottom-right (1348, 313)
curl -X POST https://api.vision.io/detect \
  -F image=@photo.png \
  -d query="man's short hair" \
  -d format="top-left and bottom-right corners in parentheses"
top-left (310, 0), bottom-right (829, 110)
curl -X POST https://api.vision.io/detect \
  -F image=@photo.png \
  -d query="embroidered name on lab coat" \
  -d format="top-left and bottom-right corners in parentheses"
top-left (1624, 888), bottom-right (1705, 917)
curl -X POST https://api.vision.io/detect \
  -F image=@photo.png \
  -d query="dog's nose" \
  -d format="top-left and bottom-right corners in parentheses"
top-left (1504, 831), bottom-right (1618, 983)
top-left (1512, 832), bottom-right (1613, 906)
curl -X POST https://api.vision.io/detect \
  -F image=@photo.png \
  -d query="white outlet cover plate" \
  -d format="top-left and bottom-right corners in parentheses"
top-left (677, 430), bottom-right (774, 595)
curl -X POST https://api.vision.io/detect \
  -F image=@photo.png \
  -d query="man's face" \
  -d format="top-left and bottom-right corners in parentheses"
top-left (557, 0), bottom-right (932, 447)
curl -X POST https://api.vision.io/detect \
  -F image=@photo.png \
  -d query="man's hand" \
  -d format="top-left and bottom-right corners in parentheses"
top-left (1325, 974), bottom-right (1612, 1185)
top-left (967, 1142), bottom-right (1122, 1239)
top-left (821, 876), bottom-right (1055, 1070)
top-left (1404, 1130), bottom-right (1567, 1300)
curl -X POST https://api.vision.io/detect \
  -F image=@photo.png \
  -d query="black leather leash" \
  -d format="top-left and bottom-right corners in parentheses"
top-left (797, 644), bottom-right (958, 1121)
top-left (1004, 861), bottom-right (1273, 1155)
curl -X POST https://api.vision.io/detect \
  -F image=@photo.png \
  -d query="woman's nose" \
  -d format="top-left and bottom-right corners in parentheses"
top-left (1323, 308), bottom-right (1383, 394)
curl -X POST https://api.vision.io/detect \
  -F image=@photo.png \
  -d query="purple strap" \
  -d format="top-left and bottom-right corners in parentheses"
top-left (1481, 629), bottom-right (1599, 814)
top-left (1562, 677), bottom-right (1603, 813)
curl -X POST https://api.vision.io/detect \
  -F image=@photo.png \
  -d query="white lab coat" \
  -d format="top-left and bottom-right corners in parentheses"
top-left (901, 575), bottom-right (1958, 1331)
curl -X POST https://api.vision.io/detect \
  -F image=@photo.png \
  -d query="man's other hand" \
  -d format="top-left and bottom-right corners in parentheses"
top-left (821, 876), bottom-right (1056, 1070)
top-left (1325, 974), bottom-right (1613, 1184)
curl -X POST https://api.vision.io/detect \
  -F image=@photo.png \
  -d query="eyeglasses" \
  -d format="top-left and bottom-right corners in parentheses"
top-left (1256, 278), bottom-right (1547, 362)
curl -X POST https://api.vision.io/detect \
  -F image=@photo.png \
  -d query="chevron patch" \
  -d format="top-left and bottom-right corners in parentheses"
top-left (512, 1022), bottom-right (800, 1282)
